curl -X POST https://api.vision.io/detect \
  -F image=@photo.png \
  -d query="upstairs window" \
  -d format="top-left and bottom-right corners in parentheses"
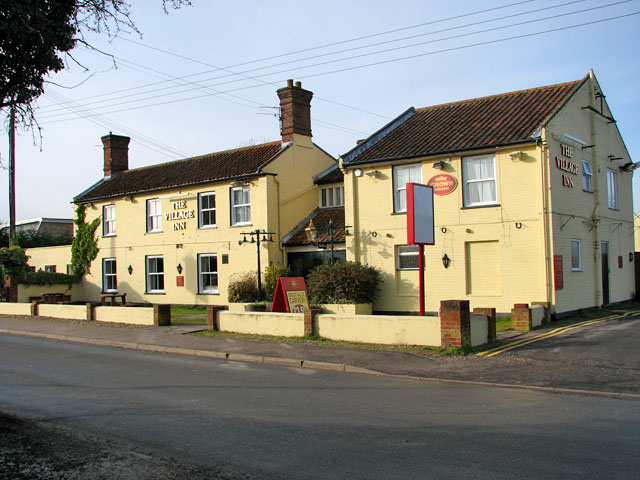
top-left (103, 204), bottom-right (116, 236)
top-left (393, 164), bottom-right (422, 213)
top-left (199, 192), bottom-right (216, 228)
top-left (582, 160), bottom-right (593, 192)
top-left (231, 186), bottom-right (251, 226)
top-left (320, 186), bottom-right (344, 208)
top-left (147, 199), bottom-right (162, 233)
top-left (103, 258), bottom-right (117, 292)
top-left (607, 168), bottom-right (618, 209)
top-left (462, 154), bottom-right (497, 207)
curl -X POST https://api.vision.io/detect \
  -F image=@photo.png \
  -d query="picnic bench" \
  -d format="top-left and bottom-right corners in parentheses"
top-left (100, 293), bottom-right (127, 306)
top-left (30, 293), bottom-right (71, 304)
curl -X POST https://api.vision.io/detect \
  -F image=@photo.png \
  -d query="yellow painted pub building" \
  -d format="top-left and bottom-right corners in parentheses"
top-left (341, 70), bottom-right (635, 316)
top-left (27, 72), bottom-right (635, 316)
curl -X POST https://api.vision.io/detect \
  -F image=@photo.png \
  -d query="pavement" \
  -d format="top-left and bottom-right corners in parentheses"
top-left (1, 310), bottom-right (639, 400)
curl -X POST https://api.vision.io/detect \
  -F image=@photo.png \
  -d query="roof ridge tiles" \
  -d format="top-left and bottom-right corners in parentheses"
top-left (414, 79), bottom-right (581, 112)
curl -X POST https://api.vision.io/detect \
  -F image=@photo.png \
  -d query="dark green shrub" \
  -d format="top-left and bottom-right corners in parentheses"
top-left (264, 262), bottom-right (292, 299)
top-left (18, 270), bottom-right (77, 286)
top-left (227, 271), bottom-right (260, 303)
top-left (307, 261), bottom-right (381, 304)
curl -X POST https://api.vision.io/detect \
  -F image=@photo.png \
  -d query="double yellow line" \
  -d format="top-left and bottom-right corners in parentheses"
top-left (477, 313), bottom-right (631, 357)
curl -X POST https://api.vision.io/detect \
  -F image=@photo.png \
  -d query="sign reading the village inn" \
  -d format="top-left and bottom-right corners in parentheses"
top-left (556, 143), bottom-right (578, 188)
top-left (427, 174), bottom-right (458, 195)
top-left (165, 200), bottom-right (195, 230)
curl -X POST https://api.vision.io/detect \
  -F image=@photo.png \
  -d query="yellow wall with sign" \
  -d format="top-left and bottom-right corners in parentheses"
top-left (70, 140), bottom-right (335, 305)
top-left (344, 144), bottom-right (547, 314)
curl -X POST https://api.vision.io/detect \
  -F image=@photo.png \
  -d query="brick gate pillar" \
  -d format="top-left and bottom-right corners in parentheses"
top-left (511, 303), bottom-right (532, 331)
top-left (440, 300), bottom-right (471, 348)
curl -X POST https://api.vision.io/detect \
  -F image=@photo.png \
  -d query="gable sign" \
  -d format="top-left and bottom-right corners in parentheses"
top-left (427, 174), bottom-right (458, 195)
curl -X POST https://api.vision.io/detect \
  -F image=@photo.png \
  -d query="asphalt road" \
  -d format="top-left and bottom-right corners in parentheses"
top-left (1, 335), bottom-right (639, 479)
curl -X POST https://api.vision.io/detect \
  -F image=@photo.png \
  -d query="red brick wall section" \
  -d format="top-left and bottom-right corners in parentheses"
top-left (511, 304), bottom-right (532, 331)
top-left (206, 305), bottom-right (227, 330)
top-left (277, 80), bottom-right (313, 143)
top-left (31, 301), bottom-right (38, 316)
top-left (154, 304), bottom-right (171, 326)
top-left (473, 307), bottom-right (496, 343)
top-left (440, 300), bottom-right (471, 348)
top-left (303, 308), bottom-right (321, 336)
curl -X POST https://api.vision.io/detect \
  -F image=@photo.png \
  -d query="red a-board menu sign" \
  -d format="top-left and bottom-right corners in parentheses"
top-left (271, 277), bottom-right (310, 313)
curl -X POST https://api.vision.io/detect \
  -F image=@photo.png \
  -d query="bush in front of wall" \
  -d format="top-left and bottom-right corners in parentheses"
top-left (264, 262), bottom-right (292, 299)
top-left (227, 271), bottom-right (260, 303)
top-left (19, 270), bottom-right (77, 287)
top-left (307, 261), bottom-right (381, 305)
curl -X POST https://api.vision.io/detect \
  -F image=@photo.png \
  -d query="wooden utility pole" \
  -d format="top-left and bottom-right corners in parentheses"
top-left (8, 106), bottom-right (16, 243)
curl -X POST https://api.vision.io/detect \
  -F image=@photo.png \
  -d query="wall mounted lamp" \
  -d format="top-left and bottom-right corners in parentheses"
top-left (442, 254), bottom-right (450, 269)
top-left (128, 265), bottom-right (133, 275)
top-left (432, 161), bottom-right (445, 169)
top-left (177, 264), bottom-right (183, 274)
top-left (364, 169), bottom-right (378, 176)
top-left (509, 151), bottom-right (522, 160)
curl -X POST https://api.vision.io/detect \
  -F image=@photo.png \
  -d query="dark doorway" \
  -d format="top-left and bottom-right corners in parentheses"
top-left (601, 241), bottom-right (610, 305)
top-left (287, 250), bottom-right (346, 278)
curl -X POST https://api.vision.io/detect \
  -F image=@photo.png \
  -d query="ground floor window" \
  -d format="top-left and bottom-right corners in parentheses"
top-left (102, 258), bottom-right (117, 292)
top-left (571, 239), bottom-right (582, 271)
top-left (198, 254), bottom-right (218, 294)
top-left (287, 250), bottom-right (346, 277)
top-left (396, 245), bottom-right (422, 270)
top-left (44, 265), bottom-right (56, 273)
top-left (146, 255), bottom-right (164, 293)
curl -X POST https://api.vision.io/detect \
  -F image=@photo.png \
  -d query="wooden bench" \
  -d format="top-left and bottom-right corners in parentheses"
top-left (101, 293), bottom-right (127, 306)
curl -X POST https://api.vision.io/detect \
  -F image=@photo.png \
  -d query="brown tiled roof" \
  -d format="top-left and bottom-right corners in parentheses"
top-left (343, 79), bottom-right (584, 165)
top-left (314, 164), bottom-right (343, 185)
top-left (75, 141), bottom-right (285, 202)
top-left (283, 207), bottom-right (346, 246)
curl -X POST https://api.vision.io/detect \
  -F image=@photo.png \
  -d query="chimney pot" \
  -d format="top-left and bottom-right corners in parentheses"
top-left (295, 81), bottom-right (302, 88)
top-left (287, 79), bottom-right (294, 87)
top-left (101, 133), bottom-right (130, 177)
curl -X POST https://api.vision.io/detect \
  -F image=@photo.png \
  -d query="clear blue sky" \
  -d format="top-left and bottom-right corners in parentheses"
top-left (1, 0), bottom-right (639, 220)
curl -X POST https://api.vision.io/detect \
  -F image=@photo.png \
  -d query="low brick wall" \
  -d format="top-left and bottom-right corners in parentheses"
top-left (218, 311), bottom-right (305, 337)
top-left (38, 304), bottom-right (87, 320)
top-left (316, 313), bottom-right (441, 346)
top-left (0, 303), bottom-right (32, 316)
top-left (94, 306), bottom-right (155, 325)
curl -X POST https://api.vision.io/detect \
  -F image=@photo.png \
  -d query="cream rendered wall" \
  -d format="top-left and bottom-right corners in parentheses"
top-left (344, 144), bottom-right (547, 314)
top-left (545, 74), bottom-right (635, 313)
top-left (82, 176), bottom-right (272, 305)
top-left (80, 139), bottom-right (334, 305)
top-left (25, 245), bottom-right (72, 273)
top-left (262, 135), bottom-right (336, 236)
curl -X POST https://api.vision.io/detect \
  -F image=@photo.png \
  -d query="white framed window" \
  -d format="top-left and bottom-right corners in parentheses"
top-left (571, 239), bottom-right (582, 271)
top-left (393, 163), bottom-right (422, 213)
top-left (582, 160), bottom-right (593, 192)
top-left (462, 154), bottom-right (497, 207)
top-left (103, 204), bottom-right (116, 236)
top-left (44, 265), bottom-right (56, 273)
top-left (320, 186), bottom-right (344, 208)
top-left (396, 245), bottom-right (422, 270)
top-left (102, 258), bottom-right (117, 292)
top-left (146, 255), bottom-right (164, 293)
top-left (607, 168), bottom-right (618, 209)
top-left (231, 186), bottom-right (251, 226)
top-left (147, 198), bottom-right (162, 233)
top-left (198, 254), bottom-right (218, 294)
top-left (199, 192), bottom-right (216, 228)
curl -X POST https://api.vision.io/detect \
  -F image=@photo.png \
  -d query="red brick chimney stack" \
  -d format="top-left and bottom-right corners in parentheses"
top-left (101, 133), bottom-right (130, 177)
top-left (277, 79), bottom-right (313, 143)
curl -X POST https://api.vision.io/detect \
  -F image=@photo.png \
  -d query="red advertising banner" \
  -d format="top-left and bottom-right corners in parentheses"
top-left (271, 277), bottom-right (310, 313)
top-left (553, 255), bottom-right (563, 290)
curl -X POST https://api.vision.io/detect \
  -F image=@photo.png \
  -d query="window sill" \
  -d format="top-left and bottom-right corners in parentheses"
top-left (571, 268), bottom-right (583, 272)
top-left (583, 189), bottom-right (593, 194)
top-left (230, 223), bottom-right (252, 228)
top-left (197, 292), bottom-right (220, 296)
top-left (391, 211), bottom-right (407, 216)
top-left (146, 231), bottom-right (163, 235)
top-left (145, 291), bottom-right (166, 295)
top-left (199, 225), bottom-right (217, 230)
top-left (461, 203), bottom-right (500, 210)
top-left (103, 234), bottom-right (116, 238)
top-left (608, 207), bottom-right (619, 211)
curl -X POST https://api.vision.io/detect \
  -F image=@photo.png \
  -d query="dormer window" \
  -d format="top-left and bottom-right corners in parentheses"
top-left (320, 186), bottom-right (344, 208)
